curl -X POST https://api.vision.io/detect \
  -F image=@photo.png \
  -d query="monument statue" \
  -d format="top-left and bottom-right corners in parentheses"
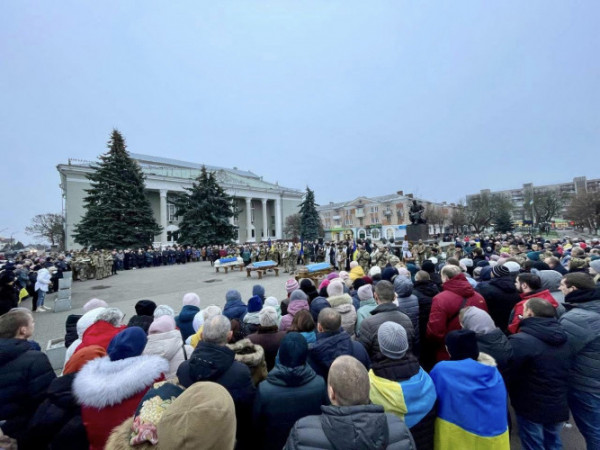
top-left (409, 200), bottom-right (426, 225)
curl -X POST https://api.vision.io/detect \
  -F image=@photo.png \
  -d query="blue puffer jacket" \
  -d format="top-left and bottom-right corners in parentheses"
top-left (559, 288), bottom-right (600, 393)
top-left (175, 305), bottom-right (200, 341)
top-left (223, 299), bottom-right (247, 322)
top-left (394, 276), bottom-right (420, 356)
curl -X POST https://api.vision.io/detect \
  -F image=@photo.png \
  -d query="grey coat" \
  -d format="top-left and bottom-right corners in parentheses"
top-left (284, 404), bottom-right (416, 450)
top-left (559, 289), bottom-right (600, 393)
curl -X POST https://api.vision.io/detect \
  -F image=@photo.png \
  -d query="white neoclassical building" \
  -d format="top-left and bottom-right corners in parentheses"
top-left (57, 153), bottom-right (303, 249)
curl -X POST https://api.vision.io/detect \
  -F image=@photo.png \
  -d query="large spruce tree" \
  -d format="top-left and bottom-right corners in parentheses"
top-left (173, 166), bottom-right (237, 246)
top-left (73, 130), bottom-right (162, 249)
top-left (299, 187), bottom-right (321, 241)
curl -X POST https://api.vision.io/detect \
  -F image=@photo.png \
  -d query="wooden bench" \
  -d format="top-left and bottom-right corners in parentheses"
top-left (247, 266), bottom-right (279, 279)
top-left (215, 263), bottom-right (244, 274)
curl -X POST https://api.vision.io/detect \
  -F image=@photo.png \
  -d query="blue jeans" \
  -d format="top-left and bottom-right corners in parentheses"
top-left (516, 415), bottom-right (563, 450)
top-left (36, 289), bottom-right (46, 308)
top-left (569, 389), bottom-right (600, 449)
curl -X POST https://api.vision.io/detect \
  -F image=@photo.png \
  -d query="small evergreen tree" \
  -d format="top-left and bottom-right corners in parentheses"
top-left (494, 209), bottom-right (514, 233)
top-left (299, 187), bottom-right (321, 241)
top-left (74, 130), bottom-right (162, 249)
top-left (173, 166), bottom-right (237, 246)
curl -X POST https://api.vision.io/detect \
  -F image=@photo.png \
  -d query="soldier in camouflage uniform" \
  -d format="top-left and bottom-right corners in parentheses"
top-left (88, 252), bottom-right (97, 280)
top-left (97, 251), bottom-right (105, 279)
top-left (258, 245), bottom-right (267, 262)
top-left (104, 251), bottom-right (114, 277)
top-left (389, 254), bottom-right (401, 267)
top-left (282, 245), bottom-right (291, 273)
top-left (375, 247), bottom-right (389, 269)
top-left (356, 245), bottom-right (371, 274)
top-left (289, 244), bottom-right (298, 274)
top-left (413, 240), bottom-right (427, 266)
top-left (267, 245), bottom-right (277, 263)
top-left (71, 251), bottom-right (80, 281)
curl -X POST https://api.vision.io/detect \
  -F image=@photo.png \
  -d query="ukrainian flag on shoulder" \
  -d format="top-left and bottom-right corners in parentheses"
top-left (430, 358), bottom-right (509, 450)
top-left (369, 367), bottom-right (437, 428)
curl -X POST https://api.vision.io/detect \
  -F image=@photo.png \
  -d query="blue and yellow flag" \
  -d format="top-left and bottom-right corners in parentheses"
top-left (430, 359), bottom-right (509, 450)
top-left (369, 367), bottom-right (437, 428)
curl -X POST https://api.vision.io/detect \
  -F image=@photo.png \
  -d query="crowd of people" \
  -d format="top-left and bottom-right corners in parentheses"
top-left (1, 233), bottom-right (599, 449)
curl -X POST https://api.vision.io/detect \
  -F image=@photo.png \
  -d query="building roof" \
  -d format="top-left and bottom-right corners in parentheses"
top-left (130, 153), bottom-right (260, 179)
top-left (317, 193), bottom-right (443, 211)
top-left (60, 153), bottom-right (301, 195)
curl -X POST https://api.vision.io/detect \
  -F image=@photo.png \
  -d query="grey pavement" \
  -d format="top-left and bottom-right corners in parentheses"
top-left (24, 260), bottom-right (291, 352)
top-left (21, 260), bottom-right (587, 450)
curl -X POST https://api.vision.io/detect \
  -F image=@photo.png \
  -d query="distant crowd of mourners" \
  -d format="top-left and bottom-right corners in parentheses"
top-left (1, 233), bottom-right (599, 450)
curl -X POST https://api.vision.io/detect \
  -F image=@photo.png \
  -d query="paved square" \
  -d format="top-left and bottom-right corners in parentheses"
top-left (24, 261), bottom-right (291, 351)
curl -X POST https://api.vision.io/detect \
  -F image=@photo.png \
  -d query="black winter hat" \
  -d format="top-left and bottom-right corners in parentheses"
top-left (135, 299), bottom-right (157, 317)
top-left (491, 265), bottom-right (510, 278)
top-left (421, 260), bottom-right (435, 273)
top-left (445, 329), bottom-right (479, 361)
top-left (382, 267), bottom-right (399, 282)
top-left (279, 332), bottom-right (308, 368)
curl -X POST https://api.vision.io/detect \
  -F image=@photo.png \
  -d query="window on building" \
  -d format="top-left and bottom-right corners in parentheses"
top-left (251, 205), bottom-right (255, 224)
top-left (167, 204), bottom-right (178, 222)
top-left (371, 228), bottom-right (381, 240)
top-left (371, 206), bottom-right (378, 213)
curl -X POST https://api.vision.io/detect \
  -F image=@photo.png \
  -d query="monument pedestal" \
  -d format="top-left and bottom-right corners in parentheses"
top-left (406, 224), bottom-right (429, 242)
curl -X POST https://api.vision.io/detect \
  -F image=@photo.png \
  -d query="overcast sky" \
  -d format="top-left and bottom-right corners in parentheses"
top-left (1, 1), bottom-right (599, 245)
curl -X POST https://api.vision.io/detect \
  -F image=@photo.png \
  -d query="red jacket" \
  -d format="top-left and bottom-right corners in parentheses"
top-left (75, 321), bottom-right (126, 354)
top-left (507, 289), bottom-right (558, 334)
top-left (426, 273), bottom-right (488, 361)
top-left (73, 355), bottom-right (168, 450)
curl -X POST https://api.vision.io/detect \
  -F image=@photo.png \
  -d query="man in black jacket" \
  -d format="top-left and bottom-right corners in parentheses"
top-left (308, 308), bottom-right (370, 380)
top-left (358, 280), bottom-right (415, 362)
top-left (177, 314), bottom-right (255, 449)
top-left (413, 270), bottom-right (439, 371)
top-left (476, 264), bottom-right (521, 333)
top-left (285, 355), bottom-right (416, 450)
top-left (507, 298), bottom-right (571, 450)
top-left (0, 308), bottom-right (56, 447)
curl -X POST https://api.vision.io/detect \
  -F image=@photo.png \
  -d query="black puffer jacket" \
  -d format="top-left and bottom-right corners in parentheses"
top-left (507, 317), bottom-right (571, 423)
top-left (476, 276), bottom-right (521, 333)
top-left (0, 283), bottom-right (19, 316)
top-left (25, 373), bottom-right (88, 450)
top-left (413, 280), bottom-right (439, 371)
top-left (475, 328), bottom-right (513, 376)
top-left (0, 338), bottom-right (56, 445)
top-left (284, 404), bottom-right (416, 450)
top-left (559, 288), bottom-right (600, 393)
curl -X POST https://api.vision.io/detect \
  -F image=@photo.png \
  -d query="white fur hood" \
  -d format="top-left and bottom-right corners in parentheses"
top-left (73, 354), bottom-right (169, 408)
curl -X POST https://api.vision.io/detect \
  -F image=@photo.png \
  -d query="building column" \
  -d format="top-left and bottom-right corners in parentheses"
top-left (159, 189), bottom-right (168, 246)
top-left (275, 197), bottom-right (282, 239)
top-left (245, 197), bottom-right (253, 242)
top-left (229, 198), bottom-right (238, 242)
top-left (262, 198), bottom-right (269, 241)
